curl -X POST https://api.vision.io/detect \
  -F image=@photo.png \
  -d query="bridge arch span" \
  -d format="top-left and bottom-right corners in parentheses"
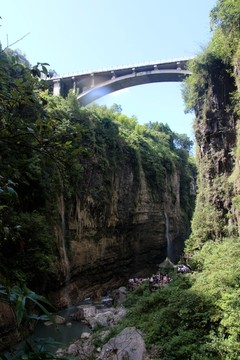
top-left (77, 69), bottom-right (190, 106)
top-left (50, 58), bottom-right (192, 106)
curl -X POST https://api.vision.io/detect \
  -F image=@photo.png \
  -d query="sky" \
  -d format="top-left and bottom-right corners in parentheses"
top-left (0, 0), bottom-right (217, 141)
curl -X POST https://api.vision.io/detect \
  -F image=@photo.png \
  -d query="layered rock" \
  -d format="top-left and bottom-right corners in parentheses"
top-left (50, 154), bottom-right (193, 307)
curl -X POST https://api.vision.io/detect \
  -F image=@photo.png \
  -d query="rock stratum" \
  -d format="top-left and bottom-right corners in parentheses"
top-left (50, 157), bottom-right (194, 307)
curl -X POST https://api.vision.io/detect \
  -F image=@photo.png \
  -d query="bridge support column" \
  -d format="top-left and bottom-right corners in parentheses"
top-left (72, 76), bottom-right (77, 94)
top-left (176, 61), bottom-right (181, 70)
top-left (53, 79), bottom-right (62, 96)
top-left (90, 73), bottom-right (95, 88)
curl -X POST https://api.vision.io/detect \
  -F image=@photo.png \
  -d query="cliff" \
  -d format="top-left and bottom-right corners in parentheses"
top-left (184, 51), bottom-right (240, 251)
top-left (49, 119), bottom-right (195, 306)
top-left (0, 60), bottom-right (195, 309)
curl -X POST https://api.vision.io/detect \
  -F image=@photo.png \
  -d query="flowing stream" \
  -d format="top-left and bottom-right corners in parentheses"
top-left (12, 306), bottom-right (88, 355)
top-left (31, 306), bottom-right (89, 351)
top-left (24, 297), bottom-right (113, 353)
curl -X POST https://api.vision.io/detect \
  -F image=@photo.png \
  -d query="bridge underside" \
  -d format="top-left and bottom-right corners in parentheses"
top-left (77, 69), bottom-right (190, 106)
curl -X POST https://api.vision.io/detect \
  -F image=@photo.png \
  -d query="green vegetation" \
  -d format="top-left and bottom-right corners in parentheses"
top-left (111, 236), bottom-right (240, 359)
top-left (182, 0), bottom-right (240, 251)
top-left (0, 284), bottom-right (69, 360)
top-left (0, 47), bottom-right (83, 289)
top-left (98, 1), bottom-right (240, 359)
top-left (0, 284), bottom-right (53, 327)
top-left (2, 0), bottom-right (240, 358)
top-left (0, 35), bottom-right (195, 357)
top-left (110, 0), bottom-right (237, 358)
top-left (0, 44), bottom-right (195, 288)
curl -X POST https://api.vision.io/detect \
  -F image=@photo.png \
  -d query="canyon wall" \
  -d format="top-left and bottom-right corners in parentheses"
top-left (50, 147), bottom-right (194, 307)
top-left (186, 53), bottom-right (240, 251)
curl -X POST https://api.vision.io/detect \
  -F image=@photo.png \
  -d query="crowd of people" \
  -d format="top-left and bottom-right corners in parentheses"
top-left (177, 264), bottom-right (191, 273)
top-left (148, 273), bottom-right (172, 291)
top-left (127, 261), bottom-right (192, 292)
top-left (128, 272), bottom-right (172, 292)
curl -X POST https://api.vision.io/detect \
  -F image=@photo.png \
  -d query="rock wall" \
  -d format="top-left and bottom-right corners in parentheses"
top-left (0, 302), bottom-right (19, 352)
top-left (195, 60), bottom-right (237, 180)
top-left (189, 57), bottom-right (239, 248)
top-left (50, 156), bottom-right (193, 307)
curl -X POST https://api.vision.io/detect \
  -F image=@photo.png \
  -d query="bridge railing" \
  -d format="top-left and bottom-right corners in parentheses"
top-left (51, 56), bottom-right (194, 79)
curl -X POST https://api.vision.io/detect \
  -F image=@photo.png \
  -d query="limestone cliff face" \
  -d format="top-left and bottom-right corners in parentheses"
top-left (50, 153), bottom-right (193, 306)
top-left (195, 63), bottom-right (237, 179)
top-left (189, 57), bottom-right (239, 246)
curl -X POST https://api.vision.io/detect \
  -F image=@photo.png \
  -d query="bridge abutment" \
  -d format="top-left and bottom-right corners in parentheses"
top-left (53, 78), bottom-right (62, 96)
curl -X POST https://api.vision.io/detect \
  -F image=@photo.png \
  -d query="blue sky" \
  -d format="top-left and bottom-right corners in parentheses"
top-left (1, 0), bottom-right (217, 140)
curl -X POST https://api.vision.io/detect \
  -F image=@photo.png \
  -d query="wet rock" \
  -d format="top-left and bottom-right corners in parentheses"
top-left (55, 348), bottom-right (65, 357)
top-left (44, 315), bottom-right (65, 326)
top-left (70, 305), bottom-right (96, 321)
top-left (81, 332), bottom-right (91, 339)
top-left (67, 343), bottom-right (78, 356)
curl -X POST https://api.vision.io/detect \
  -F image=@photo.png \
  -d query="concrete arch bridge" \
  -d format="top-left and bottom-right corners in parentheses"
top-left (50, 57), bottom-right (192, 106)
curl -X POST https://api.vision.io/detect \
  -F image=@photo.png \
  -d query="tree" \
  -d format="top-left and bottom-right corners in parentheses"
top-left (173, 133), bottom-right (194, 153)
top-left (110, 103), bottom-right (122, 113)
top-left (209, 0), bottom-right (240, 62)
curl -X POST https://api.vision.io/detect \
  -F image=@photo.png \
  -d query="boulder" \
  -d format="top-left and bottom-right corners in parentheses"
top-left (97, 327), bottom-right (146, 360)
top-left (0, 301), bottom-right (19, 352)
top-left (81, 332), bottom-right (91, 339)
top-left (113, 287), bottom-right (128, 306)
top-left (87, 306), bottom-right (127, 330)
top-left (55, 347), bottom-right (65, 357)
top-left (0, 301), bottom-right (16, 334)
top-left (67, 343), bottom-right (78, 356)
top-left (112, 306), bottom-right (127, 324)
top-left (72, 337), bottom-right (96, 360)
